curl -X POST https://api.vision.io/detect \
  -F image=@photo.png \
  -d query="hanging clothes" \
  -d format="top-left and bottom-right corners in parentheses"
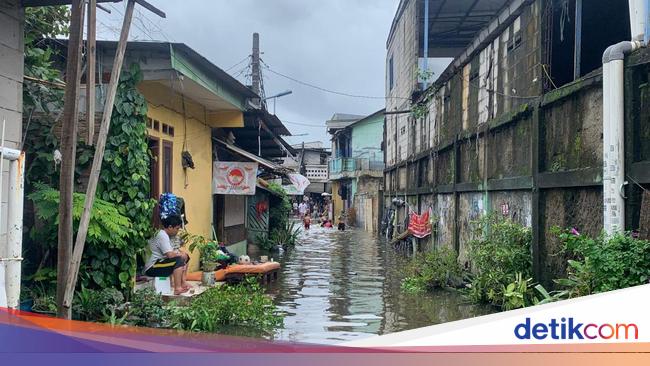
top-left (408, 209), bottom-right (432, 239)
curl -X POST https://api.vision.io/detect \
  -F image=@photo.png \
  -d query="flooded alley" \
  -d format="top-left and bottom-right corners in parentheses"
top-left (268, 225), bottom-right (493, 344)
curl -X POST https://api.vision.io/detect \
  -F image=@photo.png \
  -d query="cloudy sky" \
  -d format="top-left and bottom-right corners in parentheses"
top-left (97, 0), bottom-right (399, 145)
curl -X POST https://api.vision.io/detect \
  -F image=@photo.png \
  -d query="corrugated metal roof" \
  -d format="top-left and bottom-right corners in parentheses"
top-left (388, 0), bottom-right (511, 53)
top-left (215, 139), bottom-right (283, 171)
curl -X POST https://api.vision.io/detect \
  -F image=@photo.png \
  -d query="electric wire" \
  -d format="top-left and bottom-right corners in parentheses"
top-left (260, 59), bottom-right (408, 101)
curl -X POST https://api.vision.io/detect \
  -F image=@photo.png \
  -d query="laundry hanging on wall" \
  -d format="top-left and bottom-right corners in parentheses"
top-left (408, 209), bottom-right (432, 239)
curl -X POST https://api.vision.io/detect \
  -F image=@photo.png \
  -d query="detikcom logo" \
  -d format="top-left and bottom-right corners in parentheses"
top-left (514, 317), bottom-right (638, 340)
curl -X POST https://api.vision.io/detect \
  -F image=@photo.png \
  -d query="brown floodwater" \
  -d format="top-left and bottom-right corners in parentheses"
top-left (262, 224), bottom-right (494, 345)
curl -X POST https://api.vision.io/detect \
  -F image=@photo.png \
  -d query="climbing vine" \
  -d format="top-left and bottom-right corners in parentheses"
top-left (96, 63), bottom-right (156, 291)
top-left (24, 62), bottom-right (154, 293)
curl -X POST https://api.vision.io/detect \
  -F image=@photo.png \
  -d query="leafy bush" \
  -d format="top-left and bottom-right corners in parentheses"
top-left (255, 233), bottom-right (275, 251)
top-left (271, 221), bottom-right (301, 249)
top-left (73, 287), bottom-right (124, 322)
top-left (169, 280), bottom-right (283, 333)
top-left (28, 184), bottom-right (134, 290)
top-left (183, 231), bottom-right (221, 271)
top-left (553, 229), bottom-right (650, 297)
top-left (401, 247), bottom-right (463, 294)
top-left (27, 285), bottom-right (57, 314)
top-left (97, 63), bottom-right (155, 291)
top-left (126, 288), bottom-right (171, 327)
top-left (466, 215), bottom-right (533, 308)
top-left (267, 183), bottom-right (292, 230)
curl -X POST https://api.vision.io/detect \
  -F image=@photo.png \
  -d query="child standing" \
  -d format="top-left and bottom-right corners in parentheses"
top-left (303, 211), bottom-right (311, 230)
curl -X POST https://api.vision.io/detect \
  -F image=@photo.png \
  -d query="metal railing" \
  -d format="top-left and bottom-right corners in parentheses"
top-left (329, 157), bottom-right (385, 177)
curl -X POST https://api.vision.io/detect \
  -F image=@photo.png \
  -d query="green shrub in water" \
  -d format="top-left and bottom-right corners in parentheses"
top-left (466, 215), bottom-right (533, 309)
top-left (401, 247), bottom-right (463, 294)
top-left (553, 229), bottom-right (650, 297)
top-left (127, 287), bottom-right (171, 327)
top-left (169, 279), bottom-right (283, 333)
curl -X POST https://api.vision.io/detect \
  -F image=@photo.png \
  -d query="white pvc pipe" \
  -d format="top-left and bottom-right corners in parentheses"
top-left (0, 147), bottom-right (22, 309)
top-left (5, 152), bottom-right (25, 308)
top-left (0, 260), bottom-right (5, 308)
top-left (602, 60), bottom-right (626, 234)
top-left (629, 0), bottom-right (648, 41)
top-left (602, 40), bottom-right (642, 234)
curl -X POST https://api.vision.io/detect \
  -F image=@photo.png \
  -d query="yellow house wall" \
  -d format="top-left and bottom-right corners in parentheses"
top-left (331, 181), bottom-right (344, 222)
top-left (141, 88), bottom-right (214, 272)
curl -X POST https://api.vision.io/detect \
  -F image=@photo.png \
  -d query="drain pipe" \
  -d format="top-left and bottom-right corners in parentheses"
top-left (0, 147), bottom-right (25, 309)
top-left (602, 0), bottom-right (647, 234)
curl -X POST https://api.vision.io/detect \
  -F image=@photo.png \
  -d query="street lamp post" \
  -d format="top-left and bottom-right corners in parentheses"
top-left (263, 90), bottom-right (292, 114)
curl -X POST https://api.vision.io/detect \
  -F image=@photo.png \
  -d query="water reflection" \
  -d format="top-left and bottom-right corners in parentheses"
top-left (267, 224), bottom-right (493, 344)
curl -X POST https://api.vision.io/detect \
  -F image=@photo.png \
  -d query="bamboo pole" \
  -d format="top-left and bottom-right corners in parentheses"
top-left (86, 0), bottom-right (97, 145)
top-left (56, 0), bottom-right (85, 320)
top-left (61, 0), bottom-right (136, 313)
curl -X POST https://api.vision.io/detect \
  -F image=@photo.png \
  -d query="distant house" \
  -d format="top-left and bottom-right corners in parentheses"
top-left (281, 141), bottom-right (331, 197)
top-left (327, 110), bottom-right (385, 231)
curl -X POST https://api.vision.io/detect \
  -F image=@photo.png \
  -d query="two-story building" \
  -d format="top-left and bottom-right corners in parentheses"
top-left (328, 110), bottom-right (385, 231)
top-left (383, 0), bottom-right (650, 284)
top-left (281, 141), bottom-right (330, 196)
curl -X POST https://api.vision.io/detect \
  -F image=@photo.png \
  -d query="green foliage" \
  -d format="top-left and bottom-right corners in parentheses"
top-left (24, 267), bottom-right (57, 286)
top-left (99, 63), bottom-right (155, 243)
top-left (466, 215), bottom-right (533, 309)
top-left (26, 285), bottom-right (57, 314)
top-left (501, 273), bottom-right (537, 311)
top-left (257, 220), bottom-right (301, 251)
top-left (28, 184), bottom-right (134, 290)
top-left (169, 279), bottom-right (283, 333)
top-left (255, 233), bottom-right (275, 251)
top-left (183, 230), bottom-right (222, 271)
top-left (267, 183), bottom-right (292, 230)
top-left (29, 184), bottom-right (132, 246)
top-left (25, 6), bottom-right (70, 42)
top-left (553, 229), bottom-right (650, 297)
top-left (270, 221), bottom-right (301, 249)
top-left (23, 6), bottom-right (69, 114)
top-left (73, 287), bottom-right (125, 322)
top-left (88, 63), bottom-right (155, 292)
top-left (401, 247), bottom-right (463, 294)
top-left (126, 288), bottom-right (171, 327)
top-left (533, 283), bottom-right (568, 305)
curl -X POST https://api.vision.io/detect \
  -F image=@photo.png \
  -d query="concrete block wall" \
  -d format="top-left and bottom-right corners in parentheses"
top-left (385, 0), bottom-right (418, 166)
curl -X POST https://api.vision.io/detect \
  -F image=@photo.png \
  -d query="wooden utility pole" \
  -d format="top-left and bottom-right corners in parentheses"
top-left (56, 0), bottom-right (85, 320)
top-left (86, 0), bottom-right (97, 145)
top-left (61, 0), bottom-right (166, 316)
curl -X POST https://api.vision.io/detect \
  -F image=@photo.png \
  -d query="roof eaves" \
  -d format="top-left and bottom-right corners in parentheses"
top-left (171, 43), bottom-right (258, 100)
top-left (345, 109), bottom-right (386, 130)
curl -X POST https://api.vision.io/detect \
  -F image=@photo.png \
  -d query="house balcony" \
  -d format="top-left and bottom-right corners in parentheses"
top-left (328, 157), bottom-right (384, 181)
top-left (304, 164), bottom-right (329, 183)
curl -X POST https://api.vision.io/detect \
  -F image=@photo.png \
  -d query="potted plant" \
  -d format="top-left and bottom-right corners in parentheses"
top-left (182, 231), bottom-right (220, 285)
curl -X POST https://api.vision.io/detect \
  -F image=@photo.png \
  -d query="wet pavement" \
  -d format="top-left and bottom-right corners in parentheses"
top-left (266, 223), bottom-right (494, 344)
